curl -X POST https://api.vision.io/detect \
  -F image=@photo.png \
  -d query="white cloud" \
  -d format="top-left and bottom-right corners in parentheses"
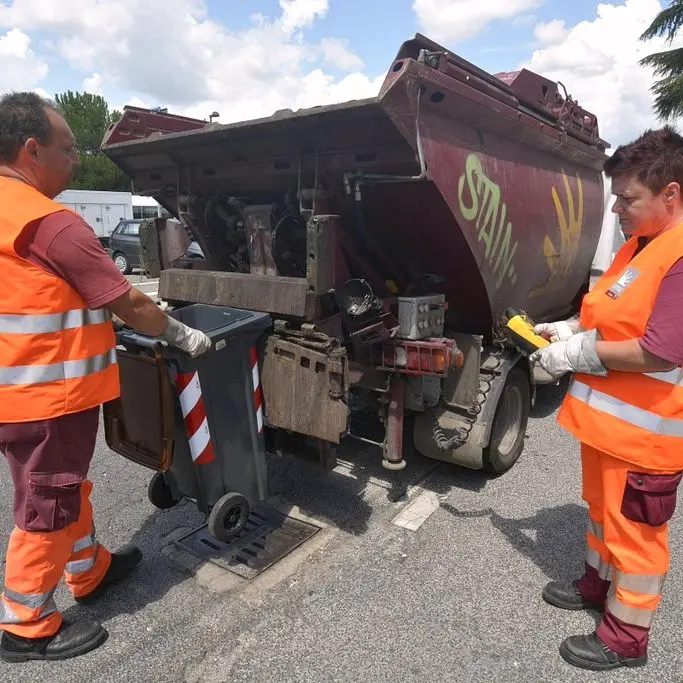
top-left (412, 0), bottom-right (543, 43)
top-left (0, 0), bottom-right (379, 124)
top-left (0, 28), bottom-right (48, 92)
top-left (533, 19), bottom-right (567, 45)
top-left (319, 37), bottom-right (364, 71)
top-left (526, 0), bottom-right (681, 147)
top-left (82, 72), bottom-right (102, 95)
top-left (280, 0), bottom-right (328, 34)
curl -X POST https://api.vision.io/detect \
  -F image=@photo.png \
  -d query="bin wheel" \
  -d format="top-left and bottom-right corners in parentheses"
top-left (207, 492), bottom-right (250, 542)
top-left (148, 472), bottom-right (180, 510)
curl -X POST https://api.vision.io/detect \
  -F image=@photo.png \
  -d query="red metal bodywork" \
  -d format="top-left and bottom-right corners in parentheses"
top-left (101, 34), bottom-right (609, 336)
top-left (102, 106), bottom-right (207, 146)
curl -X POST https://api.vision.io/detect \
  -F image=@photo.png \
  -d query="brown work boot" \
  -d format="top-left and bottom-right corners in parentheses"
top-left (75, 547), bottom-right (142, 605)
top-left (542, 579), bottom-right (601, 611)
top-left (559, 633), bottom-right (647, 671)
top-left (0, 619), bottom-right (107, 662)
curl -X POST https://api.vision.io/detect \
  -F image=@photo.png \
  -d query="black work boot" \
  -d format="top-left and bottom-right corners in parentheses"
top-left (75, 547), bottom-right (142, 605)
top-left (560, 633), bottom-right (647, 671)
top-left (542, 579), bottom-right (601, 611)
top-left (0, 620), bottom-right (107, 662)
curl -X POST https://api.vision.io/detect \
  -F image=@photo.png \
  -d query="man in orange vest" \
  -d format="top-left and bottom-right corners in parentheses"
top-left (0, 92), bottom-right (213, 662)
top-left (530, 126), bottom-right (683, 671)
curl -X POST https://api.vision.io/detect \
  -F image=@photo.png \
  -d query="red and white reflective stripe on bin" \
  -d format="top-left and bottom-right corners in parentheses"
top-left (176, 371), bottom-right (215, 464)
top-left (251, 348), bottom-right (264, 433)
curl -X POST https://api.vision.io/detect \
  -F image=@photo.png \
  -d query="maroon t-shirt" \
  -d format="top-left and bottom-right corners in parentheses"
top-left (632, 238), bottom-right (683, 365)
top-left (16, 210), bottom-right (131, 307)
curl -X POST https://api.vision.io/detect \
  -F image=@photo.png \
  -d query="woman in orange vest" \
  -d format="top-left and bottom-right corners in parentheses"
top-left (531, 126), bottom-right (683, 672)
top-left (0, 92), bottom-right (212, 663)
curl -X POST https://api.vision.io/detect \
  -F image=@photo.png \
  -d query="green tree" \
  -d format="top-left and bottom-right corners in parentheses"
top-left (55, 91), bottom-right (130, 191)
top-left (640, 0), bottom-right (683, 119)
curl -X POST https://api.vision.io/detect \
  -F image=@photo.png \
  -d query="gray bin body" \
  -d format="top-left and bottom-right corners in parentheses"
top-left (162, 305), bottom-right (272, 513)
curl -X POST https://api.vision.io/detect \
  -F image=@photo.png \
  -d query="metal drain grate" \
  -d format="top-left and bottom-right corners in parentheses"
top-left (174, 505), bottom-right (322, 579)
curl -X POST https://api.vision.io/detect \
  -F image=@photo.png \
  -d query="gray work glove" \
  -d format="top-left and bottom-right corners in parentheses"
top-left (533, 315), bottom-right (581, 342)
top-left (160, 316), bottom-right (212, 358)
top-left (529, 329), bottom-right (607, 381)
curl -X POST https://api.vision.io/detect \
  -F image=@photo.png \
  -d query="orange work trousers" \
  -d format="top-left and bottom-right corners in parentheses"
top-left (0, 480), bottom-right (111, 638)
top-left (578, 444), bottom-right (681, 659)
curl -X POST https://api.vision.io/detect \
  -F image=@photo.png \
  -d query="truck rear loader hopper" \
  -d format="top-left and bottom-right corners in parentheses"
top-left (102, 34), bottom-right (609, 476)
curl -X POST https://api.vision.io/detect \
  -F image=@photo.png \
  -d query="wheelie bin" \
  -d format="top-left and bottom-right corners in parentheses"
top-left (105, 304), bottom-right (272, 541)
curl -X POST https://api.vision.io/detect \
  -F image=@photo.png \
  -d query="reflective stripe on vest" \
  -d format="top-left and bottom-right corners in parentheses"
top-left (0, 307), bottom-right (111, 334)
top-left (0, 348), bottom-right (117, 387)
top-left (569, 380), bottom-right (683, 438)
top-left (644, 367), bottom-right (683, 386)
top-left (65, 556), bottom-right (96, 575)
top-left (586, 546), bottom-right (612, 581)
top-left (72, 531), bottom-right (96, 554)
top-left (587, 517), bottom-right (604, 540)
top-left (606, 594), bottom-right (654, 627)
top-left (0, 587), bottom-right (58, 624)
top-left (605, 571), bottom-right (667, 628)
top-left (615, 570), bottom-right (666, 596)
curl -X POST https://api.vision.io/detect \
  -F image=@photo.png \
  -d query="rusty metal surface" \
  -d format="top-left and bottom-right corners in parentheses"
top-left (306, 214), bottom-right (343, 294)
top-left (158, 268), bottom-right (319, 318)
top-left (374, 50), bottom-right (606, 330)
top-left (103, 350), bottom-right (175, 471)
top-left (140, 217), bottom-right (195, 277)
top-left (261, 336), bottom-right (348, 443)
top-left (102, 33), bottom-right (609, 337)
top-left (159, 218), bottom-right (191, 266)
top-left (442, 334), bottom-right (483, 410)
top-left (243, 205), bottom-right (278, 276)
top-left (101, 106), bottom-right (206, 147)
top-left (139, 219), bottom-right (161, 278)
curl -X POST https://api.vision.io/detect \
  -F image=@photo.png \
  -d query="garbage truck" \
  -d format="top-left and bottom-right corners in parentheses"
top-left (100, 34), bottom-right (609, 513)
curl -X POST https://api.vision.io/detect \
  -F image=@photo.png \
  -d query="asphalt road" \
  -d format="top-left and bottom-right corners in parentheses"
top-left (1, 379), bottom-right (682, 682)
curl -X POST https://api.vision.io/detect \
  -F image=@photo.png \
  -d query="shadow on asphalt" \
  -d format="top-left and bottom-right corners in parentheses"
top-left (263, 429), bottom-right (491, 536)
top-left (58, 502), bottom-right (199, 625)
top-left (530, 376), bottom-right (570, 419)
top-left (438, 501), bottom-right (588, 581)
top-left (489, 504), bottom-right (588, 580)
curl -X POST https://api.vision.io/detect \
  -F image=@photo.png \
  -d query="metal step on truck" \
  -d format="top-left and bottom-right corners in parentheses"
top-left (99, 34), bottom-right (609, 538)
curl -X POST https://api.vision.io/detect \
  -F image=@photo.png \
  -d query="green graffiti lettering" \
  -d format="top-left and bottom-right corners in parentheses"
top-left (457, 154), bottom-right (520, 290)
top-left (494, 222), bottom-right (518, 290)
top-left (457, 154), bottom-right (481, 222)
top-left (491, 203), bottom-right (506, 261)
top-left (477, 179), bottom-right (500, 259)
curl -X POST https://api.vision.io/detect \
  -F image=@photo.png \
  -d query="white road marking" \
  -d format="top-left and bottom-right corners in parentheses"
top-left (392, 491), bottom-right (441, 531)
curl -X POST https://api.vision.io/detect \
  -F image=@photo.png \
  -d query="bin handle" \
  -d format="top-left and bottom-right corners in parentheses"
top-left (116, 329), bottom-right (168, 351)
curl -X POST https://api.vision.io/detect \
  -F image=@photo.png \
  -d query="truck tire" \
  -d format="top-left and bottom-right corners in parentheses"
top-left (207, 492), bottom-right (250, 542)
top-left (482, 367), bottom-right (530, 475)
top-left (148, 472), bottom-right (180, 510)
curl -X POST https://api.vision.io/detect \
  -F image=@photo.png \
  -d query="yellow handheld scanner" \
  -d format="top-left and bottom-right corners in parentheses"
top-left (505, 309), bottom-right (550, 356)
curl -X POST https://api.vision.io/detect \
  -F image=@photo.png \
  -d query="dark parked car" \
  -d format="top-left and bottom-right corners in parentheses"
top-left (107, 219), bottom-right (203, 274)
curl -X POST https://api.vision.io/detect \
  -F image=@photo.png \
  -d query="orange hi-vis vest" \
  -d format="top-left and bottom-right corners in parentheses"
top-left (0, 177), bottom-right (120, 422)
top-left (558, 223), bottom-right (683, 471)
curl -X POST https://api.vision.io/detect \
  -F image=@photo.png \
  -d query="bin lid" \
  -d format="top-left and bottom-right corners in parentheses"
top-left (169, 305), bottom-right (270, 339)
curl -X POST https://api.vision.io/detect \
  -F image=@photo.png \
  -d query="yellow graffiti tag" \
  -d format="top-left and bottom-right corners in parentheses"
top-left (457, 154), bottom-right (519, 290)
top-left (531, 170), bottom-right (584, 296)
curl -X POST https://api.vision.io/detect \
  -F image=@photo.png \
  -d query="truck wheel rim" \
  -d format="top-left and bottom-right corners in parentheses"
top-left (495, 385), bottom-right (523, 456)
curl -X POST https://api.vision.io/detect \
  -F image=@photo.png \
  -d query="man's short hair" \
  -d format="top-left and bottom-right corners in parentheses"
top-left (0, 91), bottom-right (56, 164)
top-left (604, 125), bottom-right (683, 195)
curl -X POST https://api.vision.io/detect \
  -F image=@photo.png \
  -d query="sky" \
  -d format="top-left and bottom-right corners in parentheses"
top-left (0, 0), bottom-right (681, 147)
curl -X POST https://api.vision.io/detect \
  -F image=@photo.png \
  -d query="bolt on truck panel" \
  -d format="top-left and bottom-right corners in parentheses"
top-left (102, 33), bottom-right (608, 475)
